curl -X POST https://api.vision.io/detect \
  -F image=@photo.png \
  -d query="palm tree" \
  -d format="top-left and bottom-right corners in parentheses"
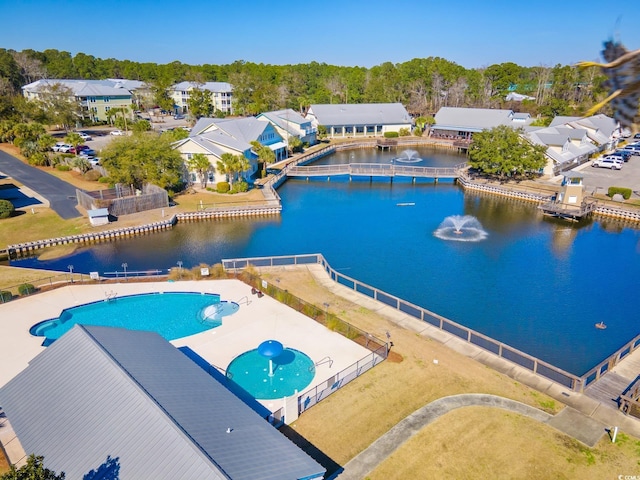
top-left (187, 153), bottom-right (212, 188)
top-left (216, 153), bottom-right (237, 188)
top-left (65, 132), bottom-right (83, 155)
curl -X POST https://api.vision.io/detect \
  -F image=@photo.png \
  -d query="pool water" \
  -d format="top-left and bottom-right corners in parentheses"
top-left (30, 292), bottom-right (239, 344)
top-left (226, 348), bottom-right (315, 400)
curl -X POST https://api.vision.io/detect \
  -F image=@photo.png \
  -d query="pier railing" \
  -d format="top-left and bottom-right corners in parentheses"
top-left (286, 162), bottom-right (463, 179)
top-left (222, 253), bottom-right (586, 392)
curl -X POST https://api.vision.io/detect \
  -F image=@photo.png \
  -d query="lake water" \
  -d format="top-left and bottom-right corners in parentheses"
top-left (10, 147), bottom-right (640, 375)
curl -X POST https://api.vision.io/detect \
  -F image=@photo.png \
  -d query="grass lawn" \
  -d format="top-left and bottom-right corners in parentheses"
top-left (256, 266), bottom-right (640, 478)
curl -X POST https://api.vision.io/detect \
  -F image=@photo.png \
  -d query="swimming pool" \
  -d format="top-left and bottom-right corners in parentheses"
top-left (226, 347), bottom-right (315, 400)
top-left (30, 292), bottom-right (239, 345)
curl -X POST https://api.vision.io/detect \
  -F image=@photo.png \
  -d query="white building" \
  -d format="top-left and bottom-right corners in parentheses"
top-left (305, 103), bottom-right (412, 138)
top-left (170, 81), bottom-right (233, 116)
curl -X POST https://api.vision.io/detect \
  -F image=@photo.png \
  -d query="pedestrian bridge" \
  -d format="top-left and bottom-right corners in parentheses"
top-left (286, 162), bottom-right (466, 180)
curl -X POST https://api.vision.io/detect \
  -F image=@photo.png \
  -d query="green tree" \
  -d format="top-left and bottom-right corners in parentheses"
top-left (0, 454), bottom-right (65, 479)
top-left (100, 133), bottom-right (184, 190)
top-left (0, 199), bottom-right (15, 219)
top-left (288, 135), bottom-right (303, 154)
top-left (250, 140), bottom-right (275, 177)
top-left (216, 153), bottom-right (236, 188)
top-left (187, 153), bottom-right (212, 188)
top-left (186, 88), bottom-right (213, 119)
top-left (468, 125), bottom-right (547, 180)
top-left (131, 119), bottom-right (152, 134)
top-left (64, 132), bottom-right (83, 154)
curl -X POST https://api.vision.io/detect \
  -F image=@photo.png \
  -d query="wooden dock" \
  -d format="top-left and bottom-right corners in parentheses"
top-left (538, 199), bottom-right (598, 221)
top-left (584, 348), bottom-right (640, 411)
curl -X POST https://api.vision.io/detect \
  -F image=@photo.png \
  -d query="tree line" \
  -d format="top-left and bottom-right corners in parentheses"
top-left (0, 48), bottom-right (610, 121)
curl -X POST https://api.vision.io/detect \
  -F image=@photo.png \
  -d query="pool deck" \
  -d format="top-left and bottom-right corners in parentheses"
top-left (0, 279), bottom-right (374, 415)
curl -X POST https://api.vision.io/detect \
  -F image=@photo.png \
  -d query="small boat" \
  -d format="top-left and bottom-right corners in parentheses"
top-left (396, 202), bottom-right (415, 207)
top-left (595, 321), bottom-right (607, 330)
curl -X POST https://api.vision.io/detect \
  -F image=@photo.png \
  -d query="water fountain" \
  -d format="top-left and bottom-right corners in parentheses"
top-left (434, 215), bottom-right (488, 242)
top-left (258, 339), bottom-right (284, 377)
top-left (394, 149), bottom-right (422, 163)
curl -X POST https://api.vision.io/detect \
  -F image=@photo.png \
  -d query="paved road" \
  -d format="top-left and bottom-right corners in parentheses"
top-left (0, 150), bottom-right (81, 219)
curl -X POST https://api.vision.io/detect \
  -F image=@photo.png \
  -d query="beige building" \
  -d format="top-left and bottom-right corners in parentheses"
top-left (170, 82), bottom-right (233, 116)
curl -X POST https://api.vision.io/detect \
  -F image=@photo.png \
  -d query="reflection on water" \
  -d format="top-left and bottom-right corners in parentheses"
top-left (9, 147), bottom-right (640, 375)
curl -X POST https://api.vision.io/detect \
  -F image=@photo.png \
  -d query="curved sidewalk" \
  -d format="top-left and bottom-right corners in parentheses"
top-left (336, 393), bottom-right (605, 480)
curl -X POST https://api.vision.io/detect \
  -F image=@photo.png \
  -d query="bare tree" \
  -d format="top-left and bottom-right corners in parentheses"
top-left (534, 65), bottom-right (551, 106)
top-left (12, 51), bottom-right (45, 84)
top-left (448, 78), bottom-right (468, 107)
top-left (407, 80), bottom-right (429, 116)
top-left (325, 76), bottom-right (345, 104)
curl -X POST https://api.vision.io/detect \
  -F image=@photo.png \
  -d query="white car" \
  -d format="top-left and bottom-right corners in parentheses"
top-left (110, 129), bottom-right (125, 136)
top-left (592, 157), bottom-right (623, 169)
top-left (52, 142), bottom-right (68, 152)
top-left (77, 132), bottom-right (92, 141)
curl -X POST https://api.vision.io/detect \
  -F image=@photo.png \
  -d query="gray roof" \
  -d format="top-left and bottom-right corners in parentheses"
top-left (186, 117), bottom-right (282, 157)
top-left (433, 107), bottom-right (532, 132)
top-left (173, 81), bottom-right (233, 93)
top-left (22, 79), bottom-right (133, 98)
top-left (0, 325), bottom-right (324, 480)
top-left (307, 103), bottom-right (411, 126)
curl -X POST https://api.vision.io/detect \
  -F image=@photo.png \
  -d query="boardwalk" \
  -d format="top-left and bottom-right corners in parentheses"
top-left (584, 347), bottom-right (640, 411)
top-left (286, 162), bottom-right (464, 180)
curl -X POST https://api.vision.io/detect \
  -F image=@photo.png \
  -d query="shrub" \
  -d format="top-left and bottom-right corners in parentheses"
top-left (413, 127), bottom-right (423, 136)
top-left (56, 164), bottom-right (71, 171)
top-left (398, 128), bottom-right (410, 137)
top-left (0, 290), bottom-right (12, 302)
top-left (98, 176), bottom-right (110, 183)
top-left (216, 181), bottom-right (230, 193)
top-left (608, 186), bottom-right (632, 200)
top-left (384, 131), bottom-right (399, 138)
top-left (83, 169), bottom-right (102, 181)
top-left (230, 181), bottom-right (248, 194)
top-left (18, 283), bottom-right (36, 295)
top-left (0, 199), bottom-right (15, 219)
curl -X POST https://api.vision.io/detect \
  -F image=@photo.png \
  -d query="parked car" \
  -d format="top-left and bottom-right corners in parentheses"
top-left (56, 144), bottom-right (74, 153)
top-left (69, 145), bottom-right (89, 154)
top-left (622, 144), bottom-right (640, 155)
top-left (592, 157), bottom-right (623, 169)
top-left (79, 149), bottom-right (97, 157)
top-left (607, 150), bottom-right (632, 162)
top-left (52, 142), bottom-right (70, 152)
top-left (89, 157), bottom-right (101, 166)
top-left (110, 129), bottom-right (125, 136)
top-left (174, 114), bottom-right (185, 120)
top-left (634, 133), bottom-right (640, 139)
top-left (77, 132), bottom-right (92, 141)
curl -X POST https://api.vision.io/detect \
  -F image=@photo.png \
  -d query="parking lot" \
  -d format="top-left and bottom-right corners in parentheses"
top-left (573, 151), bottom-right (640, 198)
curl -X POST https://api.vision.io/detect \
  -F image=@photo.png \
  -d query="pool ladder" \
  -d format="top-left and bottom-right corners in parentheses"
top-left (236, 295), bottom-right (251, 306)
top-left (315, 356), bottom-right (333, 368)
top-left (104, 291), bottom-right (117, 302)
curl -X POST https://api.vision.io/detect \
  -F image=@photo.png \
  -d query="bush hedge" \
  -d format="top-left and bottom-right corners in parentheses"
top-left (216, 182), bottom-right (230, 193)
top-left (0, 290), bottom-right (12, 302)
top-left (18, 283), bottom-right (36, 295)
top-left (384, 131), bottom-right (399, 138)
top-left (608, 186), bottom-right (632, 200)
top-left (0, 199), bottom-right (15, 219)
top-left (56, 165), bottom-right (71, 171)
top-left (230, 181), bottom-right (248, 194)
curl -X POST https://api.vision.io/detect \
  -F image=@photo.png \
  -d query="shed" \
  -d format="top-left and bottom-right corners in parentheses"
top-left (87, 207), bottom-right (109, 226)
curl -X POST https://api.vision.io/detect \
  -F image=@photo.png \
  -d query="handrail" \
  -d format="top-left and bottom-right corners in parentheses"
top-left (222, 253), bottom-right (585, 391)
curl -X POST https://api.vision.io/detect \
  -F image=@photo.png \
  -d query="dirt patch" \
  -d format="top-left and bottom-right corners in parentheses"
top-left (386, 350), bottom-right (403, 363)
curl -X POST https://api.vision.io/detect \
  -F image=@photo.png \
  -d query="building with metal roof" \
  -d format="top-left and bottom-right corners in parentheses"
top-left (525, 114), bottom-right (621, 175)
top-left (431, 107), bottom-right (533, 141)
top-left (257, 109), bottom-right (317, 146)
top-left (170, 81), bottom-right (234, 116)
top-left (174, 117), bottom-right (286, 186)
top-left (305, 103), bottom-right (412, 138)
top-left (0, 325), bottom-right (325, 480)
top-left (22, 79), bottom-right (135, 122)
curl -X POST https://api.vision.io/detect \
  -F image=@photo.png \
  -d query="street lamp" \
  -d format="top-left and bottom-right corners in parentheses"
top-left (323, 302), bottom-right (330, 320)
top-left (122, 263), bottom-right (128, 281)
top-left (177, 260), bottom-right (183, 279)
top-left (68, 265), bottom-right (74, 283)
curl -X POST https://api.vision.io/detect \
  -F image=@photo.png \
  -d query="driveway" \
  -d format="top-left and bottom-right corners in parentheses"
top-left (0, 150), bottom-right (81, 219)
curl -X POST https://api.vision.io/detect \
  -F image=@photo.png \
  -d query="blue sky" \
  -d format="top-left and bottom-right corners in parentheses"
top-left (2, 0), bottom-right (639, 69)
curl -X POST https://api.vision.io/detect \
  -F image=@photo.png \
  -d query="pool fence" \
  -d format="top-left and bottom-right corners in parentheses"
top-left (221, 253), bottom-right (636, 393)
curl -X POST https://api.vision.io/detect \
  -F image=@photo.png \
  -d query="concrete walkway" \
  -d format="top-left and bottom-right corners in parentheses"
top-left (281, 263), bottom-right (640, 476)
top-left (337, 394), bottom-right (605, 480)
